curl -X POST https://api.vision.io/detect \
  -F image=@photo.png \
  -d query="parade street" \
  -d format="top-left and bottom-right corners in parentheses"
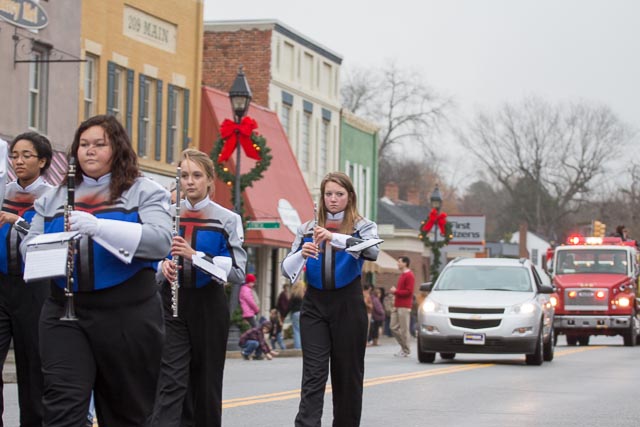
top-left (2, 334), bottom-right (638, 426)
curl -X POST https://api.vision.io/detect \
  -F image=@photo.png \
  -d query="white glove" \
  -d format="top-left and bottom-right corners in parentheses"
top-left (69, 210), bottom-right (100, 236)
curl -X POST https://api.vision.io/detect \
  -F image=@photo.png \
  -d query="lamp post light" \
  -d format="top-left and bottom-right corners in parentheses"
top-left (430, 185), bottom-right (443, 278)
top-left (228, 66), bottom-right (252, 214)
top-left (226, 67), bottom-right (252, 350)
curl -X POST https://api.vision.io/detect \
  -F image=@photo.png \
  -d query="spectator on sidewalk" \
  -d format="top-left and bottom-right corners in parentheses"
top-left (269, 308), bottom-right (286, 350)
top-left (276, 283), bottom-right (290, 321)
top-left (239, 320), bottom-right (279, 360)
top-left (390, 256), bottom-right (415, 357)
top-left (239, 273), bottom-right (260, 328)
top-left (288, 281), bottom-right (305, 349)
top-left (382, 287), bottom-right (394, 337)
top-left (369, 287), bottom-right (385, 346)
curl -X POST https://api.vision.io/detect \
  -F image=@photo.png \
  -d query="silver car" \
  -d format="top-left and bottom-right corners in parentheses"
top-left (417, 257), bottom-right (555, 365)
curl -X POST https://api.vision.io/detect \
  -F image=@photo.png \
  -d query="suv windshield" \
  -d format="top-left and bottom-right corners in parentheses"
top-left (435, 266), bottom-right (532, 292)
top-left (556, 249), bottom-right (628, 275)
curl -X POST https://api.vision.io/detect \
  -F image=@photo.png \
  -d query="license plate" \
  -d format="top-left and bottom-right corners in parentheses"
top-left (463, 333), bottom-right (485, 345)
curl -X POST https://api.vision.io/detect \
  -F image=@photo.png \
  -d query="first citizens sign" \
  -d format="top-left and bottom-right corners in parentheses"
top-left (0, 0), bottom-right (48, 30)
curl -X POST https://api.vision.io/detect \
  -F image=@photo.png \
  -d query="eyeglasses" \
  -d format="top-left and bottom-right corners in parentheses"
top-left (9, 153), bottom-right (39, 160)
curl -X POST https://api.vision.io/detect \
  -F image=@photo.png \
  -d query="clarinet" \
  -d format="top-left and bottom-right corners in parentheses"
top-left (170, 166), bottom-right (181, 318)
top-left (61, 157), bottom-right (78, 321)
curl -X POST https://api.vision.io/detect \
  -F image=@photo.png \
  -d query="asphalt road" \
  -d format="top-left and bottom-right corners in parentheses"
top-left (2, 334), bottom-right (638, 426)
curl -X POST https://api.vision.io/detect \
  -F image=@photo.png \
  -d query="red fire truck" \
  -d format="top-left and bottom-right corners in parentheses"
top-left (548, 235), bottom-right (640, 346)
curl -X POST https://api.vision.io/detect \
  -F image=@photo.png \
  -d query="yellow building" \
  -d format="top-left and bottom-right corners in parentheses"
top-left (80, 0), bottom-right (203, 185)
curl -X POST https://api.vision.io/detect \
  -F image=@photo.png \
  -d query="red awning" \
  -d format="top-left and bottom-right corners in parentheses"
top-left (200, 86), bottom-right (314, 248)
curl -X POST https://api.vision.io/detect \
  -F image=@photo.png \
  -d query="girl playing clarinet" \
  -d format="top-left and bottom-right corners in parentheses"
top-left (21, 115), bottom-right (173, 426)
top-left (282, 172), bottom-right (381, 427)
top-left (151, 148), bottom-right (247, 427)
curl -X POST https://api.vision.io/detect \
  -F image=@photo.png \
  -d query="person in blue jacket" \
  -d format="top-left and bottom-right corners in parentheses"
top-left (282, 172), bottom-right (381, 427)
top-left (21, 115), bottom-right (173, 426)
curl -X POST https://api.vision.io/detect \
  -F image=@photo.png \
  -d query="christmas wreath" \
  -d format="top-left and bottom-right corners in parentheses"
top-left (419, 208), bottom-right (452, 281)
top-left (211, 116), bottom-right (272, 215)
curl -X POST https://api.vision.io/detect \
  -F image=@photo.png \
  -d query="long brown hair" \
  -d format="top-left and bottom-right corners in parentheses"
top-left (317, 172), bottom-right (362, 234)
top-left (68, 115), bottom-right (140, 203)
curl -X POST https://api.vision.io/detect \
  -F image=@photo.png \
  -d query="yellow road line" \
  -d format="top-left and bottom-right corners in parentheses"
top-left (223, 345), bottom-right (603, 409)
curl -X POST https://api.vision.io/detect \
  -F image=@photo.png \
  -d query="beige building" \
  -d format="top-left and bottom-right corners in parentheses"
top-left (203, 19), bottom-right (343, 200)
top-left (80, 0), bottom-right (204, 185)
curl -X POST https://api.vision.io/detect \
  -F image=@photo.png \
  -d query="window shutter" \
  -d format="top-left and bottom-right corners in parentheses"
top-left (155, 80), bottom-right (163, 161)
top-left (182, 88), bottom-right (190, 150)
top-left (126, 69), bottom-right (134, 136)
top-left (107, 61), bottom-right (115, 115)
top-left (137, 74), bottom-right (146, 156)
top-left (166, 84), bottom-right (175, 164)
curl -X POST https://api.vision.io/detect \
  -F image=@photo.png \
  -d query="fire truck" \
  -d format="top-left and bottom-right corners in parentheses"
top-left (548, 235), bottom-right (640, 346)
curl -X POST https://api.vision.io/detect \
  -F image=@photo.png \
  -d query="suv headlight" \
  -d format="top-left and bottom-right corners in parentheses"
top-left (508, 301), bottom-right (536, 315)
top-left (421, 299), bottom-right (445, 314)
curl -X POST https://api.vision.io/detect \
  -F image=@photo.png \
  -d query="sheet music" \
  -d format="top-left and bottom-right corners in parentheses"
top-left (192, 255), bottom-right (230, 284)
top-left (345, 238), bottom-right (384, 253)
top-left (27, 231), bottom-right (80, 246)
top-left (23, 243), bottom-right (68, 282)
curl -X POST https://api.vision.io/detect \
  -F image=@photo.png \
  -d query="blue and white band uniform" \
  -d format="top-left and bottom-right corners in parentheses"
top-left (0, 177), bottom-right (53, 275)
top-left (158, 196), bottom-right (246, 288)
top-left (20, 174), bottom-right (173, 292)
top-left (282, 214), bottom-right (380, 290)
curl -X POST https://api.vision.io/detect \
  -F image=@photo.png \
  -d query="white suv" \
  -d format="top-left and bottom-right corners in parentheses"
top-left (417, 257), bottom-right (555, 365)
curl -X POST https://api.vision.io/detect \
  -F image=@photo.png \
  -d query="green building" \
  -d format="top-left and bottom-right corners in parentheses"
top-left (340, 110), bottom-right (379, 221)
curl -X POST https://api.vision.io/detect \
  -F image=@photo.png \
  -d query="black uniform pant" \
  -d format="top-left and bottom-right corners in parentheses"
top-left (295, 280), bottom-right (368, 427)
top-left (0, 275), bottom-right (48, 427)
top-left (39, 271), bottom-right (164, 427)
top-left (151, 282), bottom-right (230, 427)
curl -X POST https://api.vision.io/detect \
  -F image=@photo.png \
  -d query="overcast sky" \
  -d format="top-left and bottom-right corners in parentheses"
top-left (203, 0), bottom-right (640, 186)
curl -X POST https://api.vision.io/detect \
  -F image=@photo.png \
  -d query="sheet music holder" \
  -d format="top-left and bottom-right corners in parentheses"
top-left (345, 238), bottom-right (384, 253)
top-left (23, 231), bottom-right (81, 282)
top-left (192, 255), bottom-right (231, 285)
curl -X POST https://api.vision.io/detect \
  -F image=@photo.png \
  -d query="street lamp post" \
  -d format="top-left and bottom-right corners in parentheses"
top-left (227, 67), bottom-right (252, 350)
top-left (430, 186), bottom-right (443, 278)
top-left (228, 66), bottom-right (252, 214)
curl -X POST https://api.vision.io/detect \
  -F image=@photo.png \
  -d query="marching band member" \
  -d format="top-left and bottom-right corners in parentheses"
top-left (21, 115), bottom-right (172, 426)
top-left (151, 149), bottom-right (246, 427)
top-left (282, 172), bottom-right (381, 427)
top-left (0, 132), bottom-right (53, 426)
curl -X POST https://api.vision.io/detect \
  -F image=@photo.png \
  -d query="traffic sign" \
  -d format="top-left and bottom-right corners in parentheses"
top-left (246, 221), bottom-right (280, 230)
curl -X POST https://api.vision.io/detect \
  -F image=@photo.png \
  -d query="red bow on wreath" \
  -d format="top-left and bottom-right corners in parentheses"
top-left (218, 116), bottom-right (262, 163)
top-left (422, 208), bottom-right (447, 235)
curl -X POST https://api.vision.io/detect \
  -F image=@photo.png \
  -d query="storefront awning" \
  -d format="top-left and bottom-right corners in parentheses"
top-left (200, 86), bottom-right (314, 248)
top-left (363, 250), bottom-right (398, 274)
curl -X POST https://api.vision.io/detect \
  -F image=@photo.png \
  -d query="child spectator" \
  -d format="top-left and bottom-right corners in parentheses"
top-left (239, 320), bottom-right (279, 360)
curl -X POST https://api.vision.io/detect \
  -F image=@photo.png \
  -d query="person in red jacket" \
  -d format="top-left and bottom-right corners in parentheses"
top-left (390, 256), bottom-right (415, 357)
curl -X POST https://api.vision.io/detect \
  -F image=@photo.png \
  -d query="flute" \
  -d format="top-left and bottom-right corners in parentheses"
top-left (61, 157), bottom-right (78, 321)
top-left (170, 166), bottom-right (181, 318)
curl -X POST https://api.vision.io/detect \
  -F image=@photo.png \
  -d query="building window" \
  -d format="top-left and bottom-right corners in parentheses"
top-left (84, 54), bottom-right (98, 120)
top-left (532, 249), bottom-right (539, 266)
top-left (166, 85), bottom-right (189, 164)
top-left (319, 119), bottom-right (328, 175)
top-left (112, 66), bottom-right (124, 121)
top-left (300, 112), bottom-right (311, 170)
top-left (138, 75), bottom-right (157, 158)
top-left (280, 104), bottom-right (291, 137)
top-left (107, 62), bottom-right (134, 134)
top-left (28, 45), bottom-right (49, 132)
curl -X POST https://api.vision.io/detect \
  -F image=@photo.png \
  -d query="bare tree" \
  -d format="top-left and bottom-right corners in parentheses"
top-left (459, 97), bottom-right (633, 239)
top-left (341, 61), bottom-right (452, 159)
